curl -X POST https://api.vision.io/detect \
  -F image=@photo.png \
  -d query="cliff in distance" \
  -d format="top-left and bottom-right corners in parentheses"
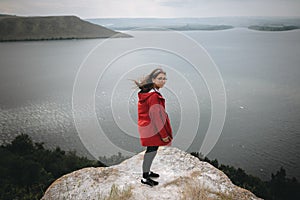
top-left (42, 147), bottom-right (262, 200)
top-left (0, 15), bottom-right (131, 41)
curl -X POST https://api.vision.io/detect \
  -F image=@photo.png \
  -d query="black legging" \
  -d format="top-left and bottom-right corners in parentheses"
top-left (142, 146), bottom-right (159, 178)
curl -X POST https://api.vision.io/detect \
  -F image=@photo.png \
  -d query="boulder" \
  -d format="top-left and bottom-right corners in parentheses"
top-left (42, 147), bottom-right (262, 200)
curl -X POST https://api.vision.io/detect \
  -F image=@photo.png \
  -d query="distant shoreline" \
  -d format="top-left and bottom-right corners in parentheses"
top-left (0, 35), bottom-right (129, 43)
top-left (87, 16), bottom-right (300, 32)
top-left (0, 15), bottom-right (131, 42)
top-left (1, 15), bottom-right (299, 42)
top-left (248, 25), bottom-right (299, 31)
top-left (111, 25), bottom-right (299, 32)
top-left (109, 25), bottom-right (235, 31)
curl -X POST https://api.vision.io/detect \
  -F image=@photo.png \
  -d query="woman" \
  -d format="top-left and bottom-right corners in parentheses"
top-left (134, 68), bottom-right (173, 187)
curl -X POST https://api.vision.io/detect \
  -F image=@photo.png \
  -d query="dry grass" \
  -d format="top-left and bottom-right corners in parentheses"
top-left (181, 180), bottom-right (214, 200)
top-left (163, 176), bottom-right (192, 187)
top-left (163, 174), bottom-right (235, 200)
top-left (99, 184), bottom-right (133, 200)
top-left (163, 176), bottom-right (212, 200)
top-left (211, 191), bottom-right (235, 200)
top-left (191, 170), bottom-right (202, 178)
top-left (181, 181), bottom-right (236, 200)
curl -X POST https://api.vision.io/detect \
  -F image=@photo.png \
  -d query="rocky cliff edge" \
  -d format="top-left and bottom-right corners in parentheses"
top-left (42, 147), bottom-right (262, 200)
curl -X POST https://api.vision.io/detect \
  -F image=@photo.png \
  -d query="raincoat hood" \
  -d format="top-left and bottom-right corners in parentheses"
top-left (138, 90), bottom-right (164, 103)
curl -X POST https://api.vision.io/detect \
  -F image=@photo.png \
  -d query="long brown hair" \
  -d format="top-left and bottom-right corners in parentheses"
top-left (133, 68), bottom-right (166, 92)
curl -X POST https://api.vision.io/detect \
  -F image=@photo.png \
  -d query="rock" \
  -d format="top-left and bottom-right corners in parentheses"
top-left (42, 147), bottom-right (262, 200)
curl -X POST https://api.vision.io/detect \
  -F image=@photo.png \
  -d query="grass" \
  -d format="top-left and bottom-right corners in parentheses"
top-left (181, 181), bottom-right (213, 200)
top-left (181, 180), bottom-right (235, 200)
top-left (163, 174), bottom-right (235, 200)
top-left (99, 184), bottom-right (133, 200)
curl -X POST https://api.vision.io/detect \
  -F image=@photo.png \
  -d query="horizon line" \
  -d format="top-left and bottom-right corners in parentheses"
top-left (1, 13), bottom-right (300, 20)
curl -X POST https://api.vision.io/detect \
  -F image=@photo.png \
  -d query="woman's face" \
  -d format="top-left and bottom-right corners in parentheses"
top-left (152, 73), bottom-right (167, 89)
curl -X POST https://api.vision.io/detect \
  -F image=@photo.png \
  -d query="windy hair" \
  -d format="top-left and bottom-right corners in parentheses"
top-left (133, 68), bottom-right (166, 92)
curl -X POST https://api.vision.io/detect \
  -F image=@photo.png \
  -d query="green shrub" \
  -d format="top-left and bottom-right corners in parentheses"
top-left (0, 134), bottom-right (105, 200)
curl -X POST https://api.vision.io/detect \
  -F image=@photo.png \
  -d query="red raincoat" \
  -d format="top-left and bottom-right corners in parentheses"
top-left (138, 90), bottom-right (173, 146)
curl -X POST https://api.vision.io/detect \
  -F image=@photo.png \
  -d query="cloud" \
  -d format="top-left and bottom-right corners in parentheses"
top-left (154, 0), bottom-right (200, 7)
top-left (0, 0), bottom-right (299, 18)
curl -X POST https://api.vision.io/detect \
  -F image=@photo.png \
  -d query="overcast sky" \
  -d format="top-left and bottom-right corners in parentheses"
top-left (1, 0), bottom-right (299, 19)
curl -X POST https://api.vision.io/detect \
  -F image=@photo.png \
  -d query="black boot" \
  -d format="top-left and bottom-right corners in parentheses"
top-left (141, 172), bottom-right (159, 186)
top-left (141, 177), bottom-right (159, 187)
top-left (149, 171), bottom-right (160, 178)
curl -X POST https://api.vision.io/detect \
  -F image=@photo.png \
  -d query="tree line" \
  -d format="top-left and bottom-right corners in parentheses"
top-left (0, 134), bottom-right (105, 200)
top-left (0, 134), bottom-right (299, 199)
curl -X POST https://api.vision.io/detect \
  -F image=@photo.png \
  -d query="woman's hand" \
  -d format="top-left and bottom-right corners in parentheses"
top-left (161, 136), bottom-right (170, 143)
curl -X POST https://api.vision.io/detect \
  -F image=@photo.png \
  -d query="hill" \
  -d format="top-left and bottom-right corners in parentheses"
top-left (0, 15), bottom-right (131, 42)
